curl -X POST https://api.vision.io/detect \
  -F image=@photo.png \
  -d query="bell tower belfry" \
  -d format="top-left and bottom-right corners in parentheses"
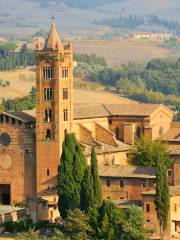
top-left (35, 22), bottom-right (74, 196)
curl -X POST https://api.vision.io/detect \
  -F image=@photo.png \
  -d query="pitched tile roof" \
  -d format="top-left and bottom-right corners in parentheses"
top-left (3, 103), bottom-right (172, 123)
top-left (142, 186), bottom-right (180, 197)
top-left (104, 103), bottom-right (167, 117)
top-left (99, 165), bottom-right (156, 179)
top-left (81, 140), bottom-right (129, 155)
top-left (162, 128), bottom-right (180, 142)
top-left (44, 22), bottom-right (63, 50)
top-left (168, 145), bottom-right (180, 155)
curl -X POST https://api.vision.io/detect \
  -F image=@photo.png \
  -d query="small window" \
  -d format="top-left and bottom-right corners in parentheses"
top-left (146, 203), bottom-right (150, 212)
top-left (47, 169), bottom-right (50, 176)
top-left (120, 179), bottom-right (124, 188)
top-left (63, 109), bottom-right (68, 122)
top-left (107, 197), bottom-right (111, 200)
top-left (136, 126), bottom-right (141, 138)
top-left (142, 182), bottom-right (147, 188)
top-left (146, 219), bottom-right (150, 223)
top-left (168, 169), bottom-right (172, 177)
top-left (174, 204), bottom-right (177, 212)
top-left (115, 127), bottom-right (120, 140)
top-left (26, 149), bottom-right (29, 154)
top-left (106, 179), bottom-right (111, 187)
top-left (159, 127), bottom-right (164, 136)
top-left (46, 129), bottom-right (51, 141)
top-left (63, 88), bottom-right (68, 100)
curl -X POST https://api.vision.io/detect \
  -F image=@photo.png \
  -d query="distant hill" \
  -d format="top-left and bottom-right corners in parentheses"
top-left (0, 0), bottom-right (179, 38)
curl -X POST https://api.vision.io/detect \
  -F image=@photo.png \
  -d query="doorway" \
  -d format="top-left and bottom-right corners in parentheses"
top-left (0, 184), bottom-right (11, 205)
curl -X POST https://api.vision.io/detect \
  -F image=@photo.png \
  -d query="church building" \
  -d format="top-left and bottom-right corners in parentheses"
top-left (0, 23), bottom-right (180, 237)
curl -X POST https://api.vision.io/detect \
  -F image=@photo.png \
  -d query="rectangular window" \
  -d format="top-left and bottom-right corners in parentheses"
top-left (168, 169), bottom-right (172, 177)
top-left (106, 179), bottom-right (111, 187)
top-left (174, 204), bottom-right (177, 212)
top-left (63, 109), bottom-right (68, 122)
top-left (142, 182), bottom-right (147, 188)
top-left (120, 179), bottom-right (124, 188)
top-left (146, 203), bottom-right (150, 212)
top-left (63, 88), bottom-right (68, 100)
top-left (43, 67), bottom-right (53, 79)
top-left (47, 169), bottom-right (50, 176)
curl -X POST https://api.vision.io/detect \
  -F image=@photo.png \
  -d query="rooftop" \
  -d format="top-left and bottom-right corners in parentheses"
top-left (3, 103), bottom-right (172, 123)
top-left (142, 186), bottom-right (180, 197)
top-left (99, 165), bottom-right (156, 179)
top-left (162, 128), bottom-right (180, 143)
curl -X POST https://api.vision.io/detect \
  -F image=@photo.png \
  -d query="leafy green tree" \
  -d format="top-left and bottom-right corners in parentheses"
top-left (130, 137), bottom-right (171, 168)
top-left (88, 200), bottom-right (147, 240)
top-left (16, 228), bottom-right (39, 240)
top-left (64, 209), bottom-right (92, 240)
top-left (80, 166), bottom-right (94, 211)
top-left (90, 147), bottom-right (102, 207)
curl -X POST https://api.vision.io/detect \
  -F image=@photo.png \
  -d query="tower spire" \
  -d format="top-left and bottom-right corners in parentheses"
top-left (44, 22), bottom-right (63, 50)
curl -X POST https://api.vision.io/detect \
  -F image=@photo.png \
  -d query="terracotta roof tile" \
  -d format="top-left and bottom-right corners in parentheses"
top-left (99, 165), bottom-right (156, 179)
top-left (4, 103), bottom-right (172, 122)
top-left (162, 128), bottom-right (180, 142)
top-left (142, 186), bottom-right (180, 197)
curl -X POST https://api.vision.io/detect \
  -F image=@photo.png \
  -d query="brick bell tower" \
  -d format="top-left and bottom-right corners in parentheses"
top-left (35, 22), bottom-right (74, 198)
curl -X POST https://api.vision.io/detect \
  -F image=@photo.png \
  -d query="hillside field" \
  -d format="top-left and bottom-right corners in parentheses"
top-left (74, 39), bottom-right (180, 66)
top-left (0, 69), bottom-right (135, 104)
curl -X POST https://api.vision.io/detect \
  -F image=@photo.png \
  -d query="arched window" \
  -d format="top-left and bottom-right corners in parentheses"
top-left (46, 129), bottom-right (51, 141)
top-left (45, 109), bottom-right (53, 122)
top-left (136, 126), bottom-right (141, 138)
top-left (63, 88), bottom-right (68, 100)
top-left (115, 127), bottom-right (120, 140)
top-left (43, 66), bottom-right (53, 79)
top-left (44, 88), bottom-right (53, 100)
top-left (62, 67), bottom-right (68, 78)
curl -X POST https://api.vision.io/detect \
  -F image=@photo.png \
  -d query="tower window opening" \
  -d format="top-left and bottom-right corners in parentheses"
top-left (62, 67), bottom-right (68, 78)
top-left (46, 129), bottom-right (51, 141)
top-left (45, 109), bottom-right (53, 123)
top-left (63, 109), bottom-right (68, 122)
top-left (63, 88), bottom-right (68, 100)
top-left (47, 169), bottom-right (50, 176)
top-left (43, 67), bottom-right (53, 79)
top-left (44, 88), bottom-right (53, 100)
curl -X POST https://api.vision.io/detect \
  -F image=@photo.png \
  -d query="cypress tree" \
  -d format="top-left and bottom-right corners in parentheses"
top-left (90, 147), bottom-right (102, 207)
top-left (155, 153), bottom-right (170, 240)
top-left (58, 133), bottom-right (87, 218)
top-left (80, 166), bottom-right (94, 212)
top-left (58, 134), bottom-right (79, 218)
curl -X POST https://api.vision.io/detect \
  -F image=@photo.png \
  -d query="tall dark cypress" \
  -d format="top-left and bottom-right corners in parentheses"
top-left (58, 134), bottom-right (87, 218)
top-left (90, 147), bottom-right (102, 207)
top-left (58, 134), bottom-right (79, 218)
top-left (80, 166), bottom-right (94, 211)
top-left (155, 152), bottom-right (170, 239)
